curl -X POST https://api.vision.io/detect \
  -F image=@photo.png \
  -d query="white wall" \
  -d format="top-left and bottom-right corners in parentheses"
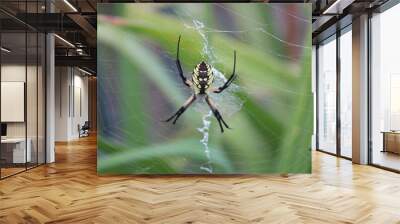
top-left (1, 65), bottom-right (25, 81)
top-left (55, 67), bottom-right (69, 141)
top-left (1, 63), bottom-right (46, 164)
top-left (72, 73), bottom-right (89, 138)
top-left (55, 67), bottom-right (89, 141)
top-left (1, 65), bottom-right (36, 137)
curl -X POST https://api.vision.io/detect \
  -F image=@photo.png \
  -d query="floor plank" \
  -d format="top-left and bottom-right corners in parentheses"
top-left (1, 135), bottom-right (400, 224)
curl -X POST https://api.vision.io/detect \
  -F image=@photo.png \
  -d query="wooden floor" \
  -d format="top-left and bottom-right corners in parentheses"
top-left (1, 135), bottom-right (400, 224)
top-left (0, 167), bottom-right (26, 178)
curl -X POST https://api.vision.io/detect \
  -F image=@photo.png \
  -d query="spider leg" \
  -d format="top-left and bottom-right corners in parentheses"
top-left (164, 94), bottom-right (196, 124)
top-left (213, 50), bottom-right (237, 94)
top-left (176, 35), bottom-right (192, 87)
top-left (205, 95), bottom-right (230, 133)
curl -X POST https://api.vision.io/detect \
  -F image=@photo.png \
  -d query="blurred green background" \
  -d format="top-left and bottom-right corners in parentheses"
top-left (97, 3), bottom-right (312, 174)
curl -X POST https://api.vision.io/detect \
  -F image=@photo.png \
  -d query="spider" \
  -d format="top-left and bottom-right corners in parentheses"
top-left (164, 35), bottom-right (237, 133)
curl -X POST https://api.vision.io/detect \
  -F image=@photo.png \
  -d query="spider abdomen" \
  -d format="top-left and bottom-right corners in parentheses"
top-left (192, 61), bottom-right (214, 94)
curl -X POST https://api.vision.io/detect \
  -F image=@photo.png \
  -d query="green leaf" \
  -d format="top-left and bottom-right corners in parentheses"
top-left (98, 138), bottom-right (234, 174)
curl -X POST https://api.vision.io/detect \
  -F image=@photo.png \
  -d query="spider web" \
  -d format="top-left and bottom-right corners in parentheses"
top-left (169, 5), bottom-right (310, 173)
top-left (180, 19), bottom-right (244, 173)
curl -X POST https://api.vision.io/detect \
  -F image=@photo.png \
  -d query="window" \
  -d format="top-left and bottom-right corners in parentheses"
top-left (371, 3), bottom-right (400, 171)
top-left (317, 35), bottom-right (337, 154)
top-left (340, 27), bottom-right (352, 158)
top-left (0, 2), bottom-right (46, 179)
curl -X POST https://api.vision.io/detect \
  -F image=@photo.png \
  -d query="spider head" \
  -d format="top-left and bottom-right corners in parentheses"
top-left (195, 61), bottom-right (211, 77)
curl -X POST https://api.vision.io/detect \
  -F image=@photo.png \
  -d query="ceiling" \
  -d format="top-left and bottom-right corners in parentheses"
top-left (0, 0), bottom-right (392, 73)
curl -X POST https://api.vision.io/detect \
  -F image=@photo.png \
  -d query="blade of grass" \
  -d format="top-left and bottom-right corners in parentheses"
top-left (98, 138), bottom-right (234, 174)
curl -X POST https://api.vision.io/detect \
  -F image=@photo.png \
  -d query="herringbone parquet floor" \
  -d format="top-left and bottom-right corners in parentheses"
top-left (1, 135), bottom-right (400, 224)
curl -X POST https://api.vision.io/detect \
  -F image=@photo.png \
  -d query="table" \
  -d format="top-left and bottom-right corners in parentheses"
top-left (381, 131), bottom-right (400, 154)
top-left (1, 138), bottom-right (31, 163)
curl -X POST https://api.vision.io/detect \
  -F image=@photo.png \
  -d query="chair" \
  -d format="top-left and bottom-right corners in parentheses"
top-left (78, 121), bottom-right (90, 138)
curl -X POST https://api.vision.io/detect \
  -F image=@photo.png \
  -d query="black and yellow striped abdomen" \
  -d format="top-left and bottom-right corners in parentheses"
top-left (192, 61), bottom-right (214, 94)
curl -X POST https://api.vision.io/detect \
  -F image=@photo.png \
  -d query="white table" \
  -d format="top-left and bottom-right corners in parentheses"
top-left (1, 138), bottom-right (31, 163)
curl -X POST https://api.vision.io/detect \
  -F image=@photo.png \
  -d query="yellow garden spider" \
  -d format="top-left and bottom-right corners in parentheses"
top-left (164, 35), bottom-right (237, 133)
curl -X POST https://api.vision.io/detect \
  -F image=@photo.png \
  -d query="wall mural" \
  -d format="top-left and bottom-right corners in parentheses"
top-left (97, 3), bottom-right (312, 174)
